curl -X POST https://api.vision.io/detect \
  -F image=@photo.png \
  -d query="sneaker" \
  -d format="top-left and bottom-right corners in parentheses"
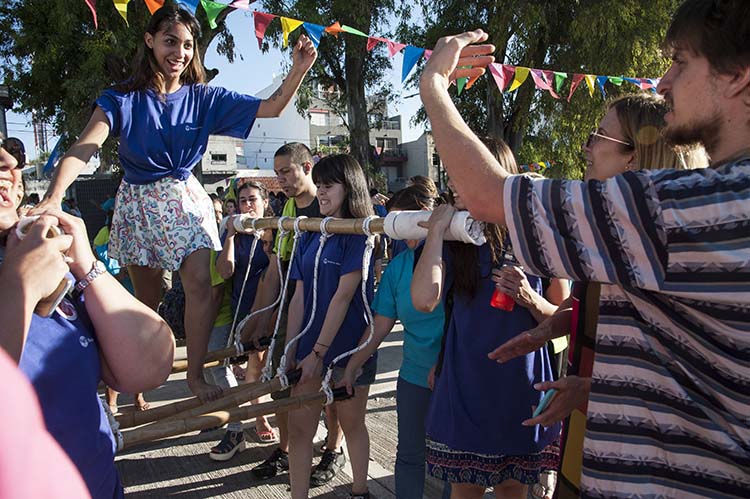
top-left (348, 492), bottom-right (370, 499)
top-left (209, 430), bottom-right (246, 462)
top-left (310, 448), bottom-right (346, 486)
top-left (251, 447), bottom-right (289, 480)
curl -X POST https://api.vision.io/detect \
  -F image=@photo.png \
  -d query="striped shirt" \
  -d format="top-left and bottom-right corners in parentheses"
top-left (504, 157), bottom-right (750, 498)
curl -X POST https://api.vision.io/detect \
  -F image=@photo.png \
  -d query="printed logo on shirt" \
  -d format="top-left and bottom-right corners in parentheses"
top-left (323, 258), bottom-right (341, 266)
top-left (56, 298), bottom-right (78, 321)
top-left (79, 335), bottom-right (94, 348)
top-left (184, 124), bottom-right (203, 132)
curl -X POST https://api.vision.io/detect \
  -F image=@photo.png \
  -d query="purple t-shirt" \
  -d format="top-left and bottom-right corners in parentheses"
top-left (96, 84), bottom-right (260, 184)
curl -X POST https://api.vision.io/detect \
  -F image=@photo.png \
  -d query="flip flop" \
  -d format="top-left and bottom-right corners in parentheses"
top-left (135, 401), bottom-right (151, 411)
top-left (255, 428), bottom-right (278, 443)
top-left (108, 404), bottom-right (119, 415)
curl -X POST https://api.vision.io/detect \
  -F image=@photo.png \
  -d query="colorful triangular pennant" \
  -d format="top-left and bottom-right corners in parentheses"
top-left (280, 17), bottom-right (304, 48)
top-left (253, 12), bottom-right (276, 49)
top-left (200, 0), bottom-right (227, 29)
top-left (402, 45), bottom-right (425, 82)
top-left (567, 74), bottom-right (584, 102)
top-left (553, 72), bottom-right (567, 93)
top-left (509, 67), bottom-right (530, 91)
top-left (423, 49), bottom-right (432, 61)
top-left (341, 25), bottom-right (368, 37)
top-left (596, 75), bottom-right (608, 98)
top-left (530, 69), bottom-right (559, 99)
top-left (176, 0), bottom-right (199, 14)
top-left (228, 0), bottom-right (252, 9)
top-left (584, 74), bottom-right (596, 97)
top-left (85, 0), bottom-right (97, 28)
top-left (325, 21), bottom-right (345, 37)
top-left (489, 63), bottom-right (512, 91)
top-left (386, 40), bottom-right (406, 57)
top-left (303, 22), bottom-right (325, 49)
top-left (112, 0), bottom-right (130, 25)
top-left (366, 37), bottom-right (383, 51)
top-left (144, 0), bottom-right (164, 15)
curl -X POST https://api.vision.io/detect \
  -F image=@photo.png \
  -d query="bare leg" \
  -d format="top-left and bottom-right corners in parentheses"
top-left (126, 265), bottom-right (165, 411)
top-left (106, 387), bottom-right (118, 413)
top-left (277, 411), bottom-right (289, 452)
top-left (288, 379), bottom-right (323, 499)
top-left (451, 482), bottom-right (487, 499)
top-left (325, 403), bottom-right (345, 451)
top-left (336, 384), bottom-right (371, 495)
top-left (179, 249), bottom-right (222, 402)
top-left (493, 479), bottom-right (528, 499)
top-left (247, 351), bottom-right (273, 434)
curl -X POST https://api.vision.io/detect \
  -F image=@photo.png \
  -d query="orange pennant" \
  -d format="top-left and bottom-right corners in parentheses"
top-left (144, 0), bottom-right (164, 15)
top-left (325, 21), bottom-right (345, 38)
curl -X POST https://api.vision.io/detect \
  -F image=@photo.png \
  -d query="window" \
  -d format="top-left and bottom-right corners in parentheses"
top-left (211, 153), bottom-right (227, 164)
top-left (310, 112), bottom-right (327, 126)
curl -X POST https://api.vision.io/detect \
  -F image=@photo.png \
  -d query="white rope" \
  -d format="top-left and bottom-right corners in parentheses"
top-left (260, 216), bottom-right (305, 382)
top-left (321, 216), bottom-right (378, 405)
top-left (277, 217), bottom-right (334, 389)
top-left (225, 217), bottom-right (262, 355)
top-left (233, 216), bottom-right (291, 353)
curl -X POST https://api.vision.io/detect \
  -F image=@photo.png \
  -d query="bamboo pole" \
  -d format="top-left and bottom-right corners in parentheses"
top-left (235, 215), bottom-right (385, 235)
top-left (121, 387), bottom-right (350, 450)
top-left (171, 337), bottom-right (272, 374)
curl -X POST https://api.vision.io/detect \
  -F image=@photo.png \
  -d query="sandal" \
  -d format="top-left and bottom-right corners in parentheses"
top-left (255, 428), bottom-right (278, 443)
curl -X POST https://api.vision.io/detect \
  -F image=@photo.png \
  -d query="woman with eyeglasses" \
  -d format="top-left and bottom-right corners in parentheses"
top-left (488, 92), bottom-right (707, 498)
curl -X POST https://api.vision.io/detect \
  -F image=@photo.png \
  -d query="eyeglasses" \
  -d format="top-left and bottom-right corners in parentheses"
top-left (585, 130), bottom-right (632, 148)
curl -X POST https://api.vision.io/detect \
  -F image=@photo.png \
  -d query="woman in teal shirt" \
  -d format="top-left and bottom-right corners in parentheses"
top-left (341, 184), bottom-right (447, 499)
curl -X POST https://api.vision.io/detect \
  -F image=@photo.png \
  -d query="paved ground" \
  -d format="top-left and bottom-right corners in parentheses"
top-left (114, 326), bottom-right (448, 498)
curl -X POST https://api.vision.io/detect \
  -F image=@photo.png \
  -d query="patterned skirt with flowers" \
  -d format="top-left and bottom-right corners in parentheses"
top-left (426, 437), bottom-right (560, 487)
top-left (109, 174), bottom-right (221, 271)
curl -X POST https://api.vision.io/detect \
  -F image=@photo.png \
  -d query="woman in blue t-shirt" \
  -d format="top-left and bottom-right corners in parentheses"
top-left (341, 184), bottom-right (451, 499)
top-left (36, 5), bottom-right (317, 402)
top-left (286, 154), bottom-right (376, 499)
top-left (411, 138), bottom-right (569, 499)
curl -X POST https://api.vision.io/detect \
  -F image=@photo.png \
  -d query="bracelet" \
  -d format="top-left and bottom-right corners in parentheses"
top-left (75, 260), bottom-right (107, 292)
top-left (315, 341), bottom-right (330, 348)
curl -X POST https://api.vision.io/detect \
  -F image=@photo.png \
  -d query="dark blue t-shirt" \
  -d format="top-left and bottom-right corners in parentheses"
top-left (221, 232), bottom-right (270, 318)
top-left (19, 292), bottom-right (123, 499)
top-left (96, 84), bottom-right (261, 184)
top-left (290, 232), bottom-right (375, 367)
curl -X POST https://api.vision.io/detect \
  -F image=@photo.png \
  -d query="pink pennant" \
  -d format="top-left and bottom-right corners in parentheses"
top-left (488, 64), bottom-right (515, 92)
top-left (423, 49), bottom-right (433, 61)
top-left (229, 0), bottom-right (251, 9)
top-left (367, 37), bottom-right (384, 51)
top-left (530, 69), bottom-right (559, 99)
top-left (254, 12), bottom-right (276, 50)
top-left (386, 40), bottom-right (406, 57)
top-left (567, 74), bottom-right (585, 102)
top-left (85, 0), bottom-right (97, 29)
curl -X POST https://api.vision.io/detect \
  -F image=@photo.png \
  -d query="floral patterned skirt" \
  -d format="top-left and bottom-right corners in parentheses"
top-left (426, 437), bottom-right (560, 487)
top-left (109, 175), bottom-right (220, 271)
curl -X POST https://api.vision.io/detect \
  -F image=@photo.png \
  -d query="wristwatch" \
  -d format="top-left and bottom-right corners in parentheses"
top-left (75, 260), bottom-right (107, 292)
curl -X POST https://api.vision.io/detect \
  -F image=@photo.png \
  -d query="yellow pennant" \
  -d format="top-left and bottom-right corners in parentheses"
top-left (112, 0), bottom-right (131, 25)
top-left (280, 17), bottom-right (304, 48)
top-left (509, 67), bottom-right (530, 92)
top-left (584, 74), bottom-right (596, 97)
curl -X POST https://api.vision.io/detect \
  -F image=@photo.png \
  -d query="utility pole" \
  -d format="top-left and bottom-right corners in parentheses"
top-left (0, 86), bottom-right (11, 138)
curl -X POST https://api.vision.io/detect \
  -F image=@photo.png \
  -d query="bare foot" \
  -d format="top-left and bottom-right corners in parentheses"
top-left (135, 393), bottom-right (151, 411)
top-left (187, 377), bottom-right (223, 402)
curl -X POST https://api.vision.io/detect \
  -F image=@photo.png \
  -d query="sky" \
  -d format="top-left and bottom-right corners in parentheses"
top-left (8, 6), bottom-right (426, 162)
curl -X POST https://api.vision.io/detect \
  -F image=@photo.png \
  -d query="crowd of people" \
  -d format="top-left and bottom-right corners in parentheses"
top-left (1, 0), bottom-right (748, 498)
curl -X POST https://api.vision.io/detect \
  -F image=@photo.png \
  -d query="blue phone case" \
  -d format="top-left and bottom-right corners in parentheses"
top-left (532, 388), bottom-right (558, 418)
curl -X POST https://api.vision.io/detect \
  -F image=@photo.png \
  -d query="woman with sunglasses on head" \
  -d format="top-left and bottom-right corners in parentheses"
top-left (411, 138), bottom-right (569, 499)
top-left (489, 92), bottom-right (707, 498)
top-left (0, 133), bottom-right (174, 498)
top-left (34, 4), bottom-right (316, 403)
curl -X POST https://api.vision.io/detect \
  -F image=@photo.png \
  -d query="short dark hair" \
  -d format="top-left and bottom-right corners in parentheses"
top-left (312, 154), bottom-right (374, 219)
top-left (664, 0), bottom-right (750, 75)
top-left (275, 142), bottom-right (313, 167)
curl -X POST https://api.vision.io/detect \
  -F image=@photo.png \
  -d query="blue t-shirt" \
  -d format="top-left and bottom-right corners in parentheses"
top-left (390, 239), bottom-right (408, 260)
top-left (96, 84), bottom-right (261, 184)
top-left (290, 232), bottom-right (375, 367)
top-left (372, 246), bottom-right (443, 388)
top-left (222, 232), bottom-right (270, 318)
top-left (19, 292), bottom-right (123, 499)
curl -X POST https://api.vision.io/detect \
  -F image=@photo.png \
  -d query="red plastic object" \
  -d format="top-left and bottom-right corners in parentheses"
top-left (490, 288), bottom-right (515, 311)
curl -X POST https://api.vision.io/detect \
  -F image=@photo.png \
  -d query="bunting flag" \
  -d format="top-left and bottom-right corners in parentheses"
top-left (177, 0), bottom-right (200, 14)
top-left (530, 69), bottom-right (559, 99)
top-left (280, 17), bottom-right (304, 48)
top-left (43, 136), bottom-right (66, 177)
top-left (253, 12), bottom-right (275, 49)
top-left (567, 73), bottom-right (584, 102)
top-left (303, 22), bottom-right (325, 49)
top-left (366, 37), bottom-right (383, 51)
top-left (229, 0), bottom-right (252, 9)
top-left (85, 0), bottom-right (97, 28)
top-left (341, 25), bottom-right (368, 37)
top-left (325, 21), bottom-right (345, 37)
top-left (509, 67), bottom-right (530, 91)
top-left (584, 74), bottom-right (596, 97)
top-left (402, 46), bottom-right (424, 82)
top-left (553, 72), bottom-right (567, 93)
top-left (519, 161), bottom-right (553, 173)
top-left (489, 63), bottom-right (515, 92)
top-left (386, 40), bottom-right (406, 57)
top-left (113, 0), bottom-right (130, 25)
top-left (423, 49), bottom-right (432, 61)
top-left (200, 0), bottom-right (228, 29)
top-left (143, 0), bottom-right (164, 15)
top-left (596, 75), bottom-right (608, 98)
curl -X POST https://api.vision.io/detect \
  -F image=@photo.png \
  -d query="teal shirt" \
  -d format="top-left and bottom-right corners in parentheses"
top-left (372, 247), bottom-right (444, 388)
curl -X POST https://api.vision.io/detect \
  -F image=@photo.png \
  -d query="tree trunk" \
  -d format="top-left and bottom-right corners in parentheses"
top-left (343, 13), bottom-right (372, 175)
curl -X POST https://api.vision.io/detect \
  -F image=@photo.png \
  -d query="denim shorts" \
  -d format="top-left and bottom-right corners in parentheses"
top-left (330, 357), bottom-right (377, 387)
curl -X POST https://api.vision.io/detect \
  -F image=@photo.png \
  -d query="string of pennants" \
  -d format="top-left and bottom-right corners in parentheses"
top-left (519, 161), bottom-right (553, 173)
top-left (84, 0), bottom-right (659, 100)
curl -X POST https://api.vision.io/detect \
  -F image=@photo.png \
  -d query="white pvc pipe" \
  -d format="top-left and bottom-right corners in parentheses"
top-left (383, 210), bottom-right (486, 245)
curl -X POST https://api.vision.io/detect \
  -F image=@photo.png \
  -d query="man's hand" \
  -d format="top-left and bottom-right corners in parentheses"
top-left (521, 376), bottom-right (591, 427)
top-left (417, 203), bottom-right (456, 233)
top-left (420, 30), bottom-right (495, 90)
top-left (292, 34), bottom-right (317, 74)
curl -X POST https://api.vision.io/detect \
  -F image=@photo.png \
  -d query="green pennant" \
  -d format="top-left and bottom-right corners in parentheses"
top-left (608, 76), bottom-right (624, 86)
top-left (340, 25), bottom-right (368, 37)
top-left (200, 0), bottom-right (227, 29)
top-left (554, 72), bottom-right (567, 93)
top-left (456, 77), bottom-right (468, 95)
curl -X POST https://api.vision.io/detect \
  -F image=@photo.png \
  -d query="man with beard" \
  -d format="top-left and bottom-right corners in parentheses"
top-left (417, 0), bottom-right (750, 497)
